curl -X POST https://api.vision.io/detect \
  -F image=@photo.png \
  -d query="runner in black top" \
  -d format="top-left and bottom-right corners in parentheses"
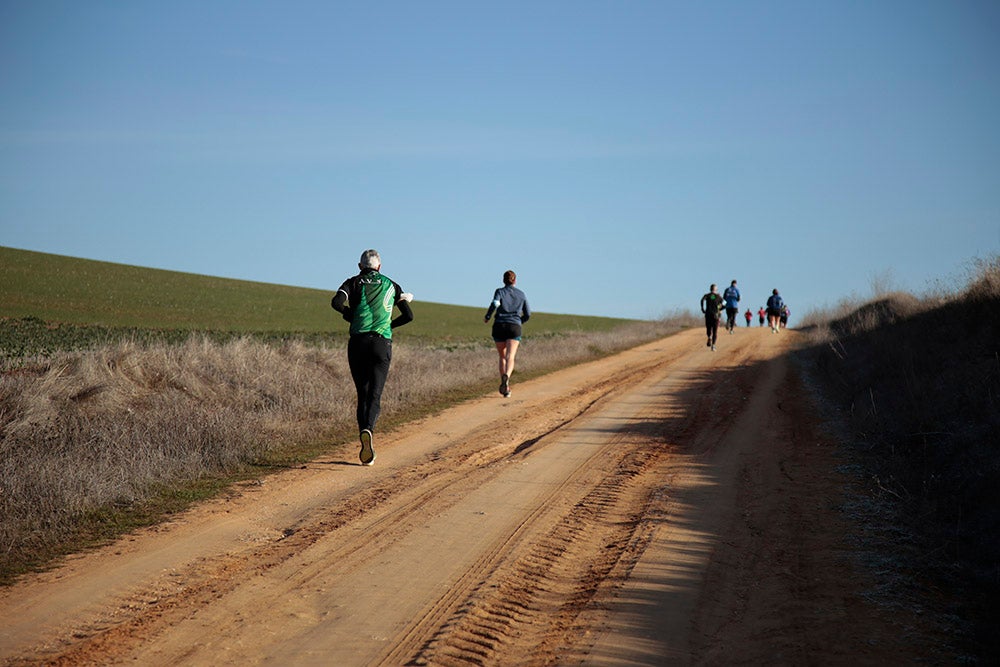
top-left (332, 249), bottom-right (413, 465)
top-left (700, 284), bottom-right (724, 351)
top-left (484, 270), bottom-right (530, 397)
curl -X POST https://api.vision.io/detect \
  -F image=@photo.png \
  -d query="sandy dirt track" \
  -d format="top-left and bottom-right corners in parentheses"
top-left (0, 328), bottom-right (929, 665)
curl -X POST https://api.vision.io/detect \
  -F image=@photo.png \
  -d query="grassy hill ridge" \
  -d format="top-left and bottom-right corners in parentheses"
top-left (0, 246), bottom-right (629, 340)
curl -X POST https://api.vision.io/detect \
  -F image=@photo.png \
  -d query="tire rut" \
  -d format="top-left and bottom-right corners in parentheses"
top-left (399, 411), bottom-right (673, 666)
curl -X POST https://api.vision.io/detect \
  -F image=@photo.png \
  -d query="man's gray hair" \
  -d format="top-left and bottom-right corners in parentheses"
top-left (359, 249), bottom-right (381, 269)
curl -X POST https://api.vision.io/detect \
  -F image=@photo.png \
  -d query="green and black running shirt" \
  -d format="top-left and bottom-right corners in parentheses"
top-left (701, 291), bottom-right (724, 320)
top-left (337, 269), bottom-right (405, 338)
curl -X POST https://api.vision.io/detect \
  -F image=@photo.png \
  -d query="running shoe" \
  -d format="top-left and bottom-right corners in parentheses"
top-left (499, 373), bottom-right (509, 397)
top-left (359, 429), bottom-right (375, 466)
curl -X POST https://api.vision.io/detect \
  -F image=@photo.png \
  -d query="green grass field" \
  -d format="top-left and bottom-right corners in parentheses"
top-left (0, 246), bottom-right (633, 347)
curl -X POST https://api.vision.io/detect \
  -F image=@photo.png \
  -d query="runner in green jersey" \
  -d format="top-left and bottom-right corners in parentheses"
top-left (332, 249), bottom-right (413, 465)
top-left (700, 284), bottom-right (724, 351)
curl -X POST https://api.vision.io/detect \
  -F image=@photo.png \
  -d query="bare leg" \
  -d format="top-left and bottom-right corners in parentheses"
top-left (495, 341), bottom-right (508, 376)
top-left (496, 340), bottom-right (518, 397)
top-left (504, 339), bottom-right (520, 377)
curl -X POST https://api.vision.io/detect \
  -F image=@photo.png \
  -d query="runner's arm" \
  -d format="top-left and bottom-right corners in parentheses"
top-left (391, 299), bottom-right (414, 329)
top-left (332, 289), bottom-right (353, 322)
top-left (484, 291), bottom-right (500, 322)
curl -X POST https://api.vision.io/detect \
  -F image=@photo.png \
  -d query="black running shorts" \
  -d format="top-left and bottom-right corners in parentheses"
top-left (492, 321), bottom-right (522, 342)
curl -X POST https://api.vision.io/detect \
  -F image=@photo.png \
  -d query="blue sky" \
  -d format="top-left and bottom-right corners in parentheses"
top-left (2, 1), bottom-right (998, 320)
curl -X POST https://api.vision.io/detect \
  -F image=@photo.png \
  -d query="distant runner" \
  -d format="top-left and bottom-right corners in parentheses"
top-left (723, 280), bottom-right (741, 333)
top-left (700, 284), bottom-right (724, 351)
top-left (758, 306), bottom-right (766, 327)
top-left (780, 304), bottom-right (790, 329)
top-left (331, 249), bottom-right (414, 465)
top-left (744, 308), bottom-right (753, 327)
top-left (766, 289), bottom-right (784, 333)
top-left (484, 270), bottom-right (530, 398)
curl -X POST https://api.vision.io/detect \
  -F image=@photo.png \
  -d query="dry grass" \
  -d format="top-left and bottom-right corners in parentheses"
top-left (0, 315), bottom-right (696, 583)
top-left (798, 255), bottom-right (1000, 661)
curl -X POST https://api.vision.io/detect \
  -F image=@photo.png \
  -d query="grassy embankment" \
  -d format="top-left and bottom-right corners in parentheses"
top-left (0, 246), bottom-right (696, 584)
top-left (797, 257), bottom-right (1000, 662)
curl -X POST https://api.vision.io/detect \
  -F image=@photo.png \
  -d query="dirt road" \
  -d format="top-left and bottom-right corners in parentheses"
top-left (1, 328), bottom-right (927, 665)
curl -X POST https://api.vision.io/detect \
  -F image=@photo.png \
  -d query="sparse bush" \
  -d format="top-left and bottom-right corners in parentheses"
top-left (963, 256), bottom-right (1000, 303)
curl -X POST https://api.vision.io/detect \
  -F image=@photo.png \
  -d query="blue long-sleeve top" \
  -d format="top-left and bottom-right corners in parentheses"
top-left (484, 285), bottom-right (530, 324)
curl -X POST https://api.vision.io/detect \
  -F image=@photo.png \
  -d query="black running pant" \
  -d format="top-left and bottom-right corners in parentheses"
top-left (347, 332), bottom-right (392, 432)
top-left (705, 315), bottom-right (720, 345)
top-left (725, 307), bottom-right (738, 331)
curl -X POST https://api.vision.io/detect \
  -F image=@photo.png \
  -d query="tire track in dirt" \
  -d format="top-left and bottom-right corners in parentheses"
top-left (404, 439), bottom-right (663, 667)
top-left (385, 339), bottom-right (752, 667)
